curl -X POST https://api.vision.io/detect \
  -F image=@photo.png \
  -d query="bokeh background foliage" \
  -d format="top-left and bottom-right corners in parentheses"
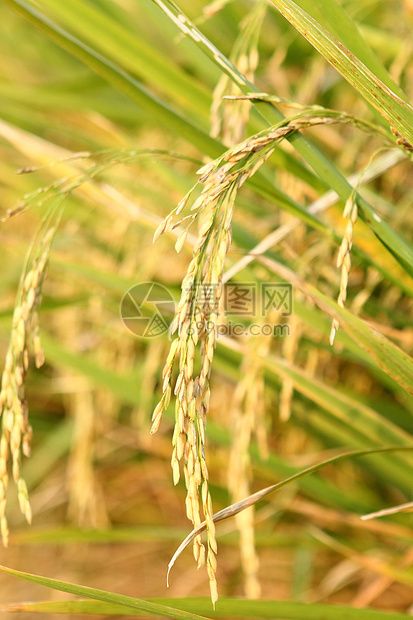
top-left (0, 0), bottom-right (413, 617)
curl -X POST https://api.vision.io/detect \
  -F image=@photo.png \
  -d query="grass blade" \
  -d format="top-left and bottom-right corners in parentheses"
top-left (1, 597), bottom-right (412, 619)
top-left (292, 0), bottom-right (405, 98)
top-left (4, 0), bottom-right (221, 158)
top-left (33, 0), bottom-right (212, 121)
top-left (0, 565), bottom-right (212, 620)
top-left (269, 0), bottom-right (413, 144)
top-left (167, 446), bottom-right (413, 581)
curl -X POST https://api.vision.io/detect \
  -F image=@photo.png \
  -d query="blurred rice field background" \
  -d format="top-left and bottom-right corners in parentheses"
top-left (0, 0), bottom-right (413, 617)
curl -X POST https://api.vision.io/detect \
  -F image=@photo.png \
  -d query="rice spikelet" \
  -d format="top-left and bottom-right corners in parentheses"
top-left (330, 195), bottom-right (358, 345)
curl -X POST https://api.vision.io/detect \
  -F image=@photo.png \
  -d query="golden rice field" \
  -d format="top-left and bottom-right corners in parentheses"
top-left (0, 1), bottom-right (412, 618)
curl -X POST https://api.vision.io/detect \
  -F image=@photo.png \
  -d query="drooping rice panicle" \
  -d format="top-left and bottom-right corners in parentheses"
top-left (152, 112), bottom-right (347, 603)
top-left (0, 205), bottom-right (62, 546)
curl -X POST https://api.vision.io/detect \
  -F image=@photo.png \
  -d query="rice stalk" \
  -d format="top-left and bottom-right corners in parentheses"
top-left (0, 121), bottom-right (201, 223)
top-left (228, 326), bottom-right (271, 598)
top-left (66, 384), bottom-right (102, 527)
top-left (330, 193), bottom-right (358, 345)
top-left (0, 203), bottom-right (62, 546)
top-left (210, 1), bottom-right (266, 145)
top-left (327, 143), bottom-right (392, 347)
top-left (226, 92), bottom-right (393, 143)
top-left (152, 112), bottom-right (352, 603)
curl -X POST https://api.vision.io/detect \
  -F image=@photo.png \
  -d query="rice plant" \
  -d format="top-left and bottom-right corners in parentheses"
top-left (0, 0), bottom-right (412, 617)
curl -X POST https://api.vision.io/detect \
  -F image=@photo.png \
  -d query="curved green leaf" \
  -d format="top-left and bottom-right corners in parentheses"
top-left (167, 446), bottom-right (413, 580)
top-left (0, 565), bottom-right (212, 620)
top-left (269, 0), bottom-right (413, 145)
top-left (1, 597), bottom-right (412, 619)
